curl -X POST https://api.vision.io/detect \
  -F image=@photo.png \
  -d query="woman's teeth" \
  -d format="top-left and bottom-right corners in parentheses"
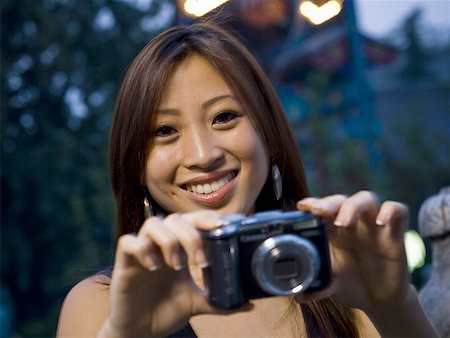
top-left (186, 173), bottom-right (234, 194)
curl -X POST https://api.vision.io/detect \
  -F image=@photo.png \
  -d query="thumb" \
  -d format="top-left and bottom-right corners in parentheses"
top-left (182, 211), bottom-right (222, 231)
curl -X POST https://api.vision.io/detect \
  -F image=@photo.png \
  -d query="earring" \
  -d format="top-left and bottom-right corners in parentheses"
top-left (143, 197), bottom-right (155, 218)
top-left (272, 163), bottom-right (282, 201)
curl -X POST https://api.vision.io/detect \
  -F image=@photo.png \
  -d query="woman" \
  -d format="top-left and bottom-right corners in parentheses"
top-left (56, 21), bottom-right (437, 337)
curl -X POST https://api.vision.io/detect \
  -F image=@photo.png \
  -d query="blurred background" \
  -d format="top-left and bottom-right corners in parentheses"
top-left (1, 0), bottom-right (449, 336)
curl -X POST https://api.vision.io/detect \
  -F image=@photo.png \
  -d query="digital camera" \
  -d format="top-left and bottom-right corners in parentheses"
top-left (201, 210), bottom-right (331, 309)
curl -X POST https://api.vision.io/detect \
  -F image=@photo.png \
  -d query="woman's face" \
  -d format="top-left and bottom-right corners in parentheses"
top-left (144, 54), bottom-right (269, 215)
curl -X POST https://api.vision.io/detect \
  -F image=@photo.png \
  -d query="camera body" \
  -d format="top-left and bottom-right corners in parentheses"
top-left (201, 210), bottom-right (331, 309)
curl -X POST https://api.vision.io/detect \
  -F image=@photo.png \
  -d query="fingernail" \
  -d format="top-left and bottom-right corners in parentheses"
top-left (334, 219), bottom-right (345, 227)
top-left (195, 249), bottom-right (209, 268)
top-left (172, 252), bottom-right (186, 271)
top-left (376, 211), bottom-right (387, 227)
top-left (334, 216), bottom-right (349, 227)
top-left (145, 254), bottom-right (161, 271)
top-left (149, 264), bottom-right (161, 272)
top-left (376, 218), bottom-right (386, 227)
top-left (200, 261), bottom-right (211, 269)
top-left (334, 210), bottom-right (353, 227)
top-left (195, 249), bottom-right (211, 269)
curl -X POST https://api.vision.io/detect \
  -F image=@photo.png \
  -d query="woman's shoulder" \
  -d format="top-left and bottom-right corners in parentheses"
top-left (56, 274), bottom-right (110, 337)
top-left (353, 309), bottom-right (381, 338)
top-left (65, 273), bottom-right (110, 298)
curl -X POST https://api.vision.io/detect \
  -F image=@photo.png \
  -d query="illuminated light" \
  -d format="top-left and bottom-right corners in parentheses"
top-left (299, 0), bottom-right (343, 25)
top-left (292, 284), bottom-right (304, 293)
top-left (241, 0), bottom-right (289, 28)
top-left (404, 230), bottom-right (426, 272)
top-left (183, 0), bottom-right (230, 17)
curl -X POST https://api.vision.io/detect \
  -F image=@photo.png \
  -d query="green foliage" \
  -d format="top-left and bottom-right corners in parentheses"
top-left (288, 70), bottom-right (380, 197)
top-left (1, 0), bottom-right (175, 336)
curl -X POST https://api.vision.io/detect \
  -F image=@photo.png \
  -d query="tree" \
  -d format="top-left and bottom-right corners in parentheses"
top-left (398, 8), bottom-right (430, 79)
top-left (1, 0), bottom-right (175, 335)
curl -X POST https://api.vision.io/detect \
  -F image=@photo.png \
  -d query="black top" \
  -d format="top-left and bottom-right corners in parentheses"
top-left (165, 324), bottom-right (197, 338)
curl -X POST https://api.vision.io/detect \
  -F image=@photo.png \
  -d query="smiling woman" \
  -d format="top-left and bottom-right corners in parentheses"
top-left (108, 20), bottom-right (308, 237)
top-left (56, 19), bottom-right (438, 338)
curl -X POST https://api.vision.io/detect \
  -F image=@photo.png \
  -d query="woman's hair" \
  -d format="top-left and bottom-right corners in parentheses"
top-left (109, 20), bottom-right (308, 235)
top-left (109, 20), bottom-right (357, 337)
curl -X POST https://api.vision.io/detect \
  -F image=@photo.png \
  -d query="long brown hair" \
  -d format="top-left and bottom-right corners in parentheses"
top-left (109, 20), bottom-right (357, 337)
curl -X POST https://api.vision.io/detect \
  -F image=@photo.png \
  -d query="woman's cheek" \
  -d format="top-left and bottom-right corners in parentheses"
top-left (146, 146), bottom-right (178, 184)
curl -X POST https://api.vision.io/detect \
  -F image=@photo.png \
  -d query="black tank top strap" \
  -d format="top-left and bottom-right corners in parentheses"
top-left (165, 323), bottom-right (197, 338)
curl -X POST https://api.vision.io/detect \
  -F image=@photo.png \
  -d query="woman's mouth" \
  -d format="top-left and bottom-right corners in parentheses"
top-left (182, 172), bottom-right (237, 208)
top-left (185, 172), bottom-right (235, 194)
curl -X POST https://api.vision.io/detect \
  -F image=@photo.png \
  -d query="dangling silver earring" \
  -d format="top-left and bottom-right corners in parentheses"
top-left (272, 163), bottom-right (282, 201)
top-left (143, 197), bottom-right (155, 218)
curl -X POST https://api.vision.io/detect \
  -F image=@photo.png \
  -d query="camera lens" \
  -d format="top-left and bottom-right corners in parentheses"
top-left (251, 234), bottom-right (320, 296)
top-left (274, 258), bottom-right (298, 279)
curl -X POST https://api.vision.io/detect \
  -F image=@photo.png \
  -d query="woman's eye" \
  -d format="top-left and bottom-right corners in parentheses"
top-left (154, 125), bottom-right (176, 137)
top-left (213, 111), bottom-right (237, 125)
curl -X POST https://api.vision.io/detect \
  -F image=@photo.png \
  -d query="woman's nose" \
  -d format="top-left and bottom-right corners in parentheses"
top-left (182, 129), bottom-right (224, 169)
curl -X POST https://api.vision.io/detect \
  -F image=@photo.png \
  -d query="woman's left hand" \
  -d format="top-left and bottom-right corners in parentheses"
top-left (295, 190), bottom-right (411, 312)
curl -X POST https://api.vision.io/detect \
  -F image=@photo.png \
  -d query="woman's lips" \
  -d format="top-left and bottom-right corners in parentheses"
top-left (185, 172), bottom-right (235, 194)
top-left (182, 172), bottom-right (236, 208)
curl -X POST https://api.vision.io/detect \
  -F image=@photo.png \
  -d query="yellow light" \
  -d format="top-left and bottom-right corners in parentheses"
top-left (299, 0), bottom-right (343, 25)
top-left (183, 0), bottom-right (230, 18)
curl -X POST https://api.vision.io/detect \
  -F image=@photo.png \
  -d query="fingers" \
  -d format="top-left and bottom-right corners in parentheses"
top-left (182, 210), bottom-right (222, 230)
top-left (333, 191), bottom-right (379, 227)
top-left (158, 213), bottom-right (211, 268)
top-left (297, 194), bottom-right (347, 218)
top-left (297, 191), bottom-right (409, 257)
top-left (376, 200), bottom-right (409, 240)
top-left (298, 192), bottom-right (409, 236)
top-left (298, 191), bottom-right (379, 227)
top-left (139, 216), bottom-right (187, 271)
top-left (115, 233), bottom-right (161, 271)
top-left (116, 210), bottom-right (221, 272)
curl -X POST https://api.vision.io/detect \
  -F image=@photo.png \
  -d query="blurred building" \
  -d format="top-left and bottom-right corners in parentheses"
top-left (176, 0), bottom-right (449, 169)
top-left (177, 0), bottom-right (399, 166)
top-left (368, 43), bottom-right (450, 147)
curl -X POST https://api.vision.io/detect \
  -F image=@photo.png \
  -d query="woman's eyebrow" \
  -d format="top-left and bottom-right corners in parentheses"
top-left (201, 94), bottom-right (235, 109)
top-left (156, 108), bottom-right (179, 116)
top-left (158, 94), bottom-right (236, 115)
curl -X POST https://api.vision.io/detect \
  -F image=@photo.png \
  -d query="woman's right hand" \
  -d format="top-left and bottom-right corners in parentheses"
top-left (99, 211), bottom-right (242, 337)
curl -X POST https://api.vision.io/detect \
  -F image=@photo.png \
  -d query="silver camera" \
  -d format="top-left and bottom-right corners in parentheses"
top-left (201, 210), bottom-right (331, 309)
